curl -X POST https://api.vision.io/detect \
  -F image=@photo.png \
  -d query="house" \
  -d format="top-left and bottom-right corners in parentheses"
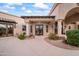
top-left (0, 3), bottom-right (79, 37)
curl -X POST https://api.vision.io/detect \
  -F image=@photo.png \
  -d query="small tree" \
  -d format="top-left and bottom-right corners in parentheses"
top-left (18, 32), bottom-right (26, 40)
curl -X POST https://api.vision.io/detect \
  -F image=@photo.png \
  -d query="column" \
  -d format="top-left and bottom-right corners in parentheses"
top-left (44, 24), bottom-right (46, 36)
top-left (53, 23), bottom-right (55, 34)
top-left (26, 23), bottom-right (30, 36)
top-left (58, 20), bottom-right (62, 36)
top-left (6, 24), bottom-right (8, 36)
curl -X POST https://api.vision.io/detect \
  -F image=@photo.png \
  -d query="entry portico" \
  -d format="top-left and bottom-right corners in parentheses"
top-left (21, 16), bottom-right (55, 36)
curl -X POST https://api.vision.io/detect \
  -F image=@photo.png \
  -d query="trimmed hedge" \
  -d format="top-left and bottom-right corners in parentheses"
top-left (66, 30), bottom-right (79, 46)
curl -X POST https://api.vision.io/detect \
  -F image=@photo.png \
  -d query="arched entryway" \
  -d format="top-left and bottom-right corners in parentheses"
top-left (63, 7), bottom-right (79, 33)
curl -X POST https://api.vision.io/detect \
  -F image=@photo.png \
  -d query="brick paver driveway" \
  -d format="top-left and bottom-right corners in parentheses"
top-left (0, 36), bottom-right (79, 56)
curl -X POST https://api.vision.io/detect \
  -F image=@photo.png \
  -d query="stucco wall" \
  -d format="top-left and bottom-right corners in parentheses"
top-left (58, 3), bottom-right (77, 19)
top-left (50, 3), bottom-right (77, 20)
top-left (50, 4), bottom-right (60, 20)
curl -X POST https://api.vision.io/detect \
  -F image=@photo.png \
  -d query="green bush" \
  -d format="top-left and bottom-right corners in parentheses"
top-left (66, 30), bottom-right (79, 46)
top-left (48, 33), bottom-right (59, 40)
top-left (18, 33), bottom-right (26, 40)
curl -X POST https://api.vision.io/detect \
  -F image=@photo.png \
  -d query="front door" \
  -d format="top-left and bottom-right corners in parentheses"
top-left (35, 25), bottom-right (43, 35)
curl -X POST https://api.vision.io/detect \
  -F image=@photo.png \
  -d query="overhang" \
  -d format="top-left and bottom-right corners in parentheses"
top-left (0, 17), bottom-right (17, 24)
top-left (21, 16), bottom-right (55, 23)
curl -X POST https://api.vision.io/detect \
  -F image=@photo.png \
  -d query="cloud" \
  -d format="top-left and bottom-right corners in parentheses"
top-left (0, 9), bottom-right (8, 13)
top-left (35, 10), bottom-right (41, 13)
top-left (7, 3), bottom-right (23, 6)
top-left (0, 3), bottom-right (52, 16)
top-left (33, 3), bottom-right (49, 9)
top-left (4, 5), bottom-right (15, 9)
top-left (1, 3), bottom-right (23, 10)
top-left (21, 6), bottom-right (32, 14)
top-left (25, 10), bottom-right (32, 13)
top-left (21, 6), bottom-right (26, 10)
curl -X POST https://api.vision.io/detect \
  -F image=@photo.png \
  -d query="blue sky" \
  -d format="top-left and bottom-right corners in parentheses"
top-left (0, 3), bottom-right (53, 16)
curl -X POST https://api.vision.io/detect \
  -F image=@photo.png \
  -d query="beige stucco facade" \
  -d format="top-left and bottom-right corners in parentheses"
top-left (49, 3), bottom-right (77, 20)
top-left (49, 3), bottom-right (79, 37)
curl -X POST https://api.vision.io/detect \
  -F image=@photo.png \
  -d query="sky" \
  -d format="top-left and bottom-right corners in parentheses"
top-left (0, 3), bottom-right (53, 16)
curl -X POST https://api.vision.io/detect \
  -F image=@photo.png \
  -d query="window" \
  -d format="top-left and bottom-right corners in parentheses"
top-left (46, 25), bottom-right (48, 32)
top-left (69, 26), bottom-right (71, 29)
top-left (22, 25), bottom-right (26, 31)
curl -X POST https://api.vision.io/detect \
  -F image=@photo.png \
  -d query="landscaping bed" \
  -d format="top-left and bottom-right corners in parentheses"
top-left (17, 33), bottom-right (35, 40)
top-left (45, 37), bottom-right (79, 50)
top-left (45, 32), bottom-right (79, 50)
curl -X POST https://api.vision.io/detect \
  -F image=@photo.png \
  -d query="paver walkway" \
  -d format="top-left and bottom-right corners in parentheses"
top-left (0, 36), bottom-right (79, 56)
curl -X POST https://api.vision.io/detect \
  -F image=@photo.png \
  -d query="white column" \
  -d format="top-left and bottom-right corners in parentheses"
top-left (58, 20), bottom-right (62, 36)
top-left (26, 23), bottom-right (30, 36)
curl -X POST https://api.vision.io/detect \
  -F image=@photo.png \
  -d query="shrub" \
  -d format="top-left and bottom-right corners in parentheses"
top-left (66, 30), bottom-right (79, 46)
top-left (48, 33), bottom-right (59, 40)
top-left (18, 33), bottom-right (26, 40)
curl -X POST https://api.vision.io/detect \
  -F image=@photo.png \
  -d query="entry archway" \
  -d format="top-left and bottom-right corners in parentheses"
top-left (63, 7), bottom-right (79, 33)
